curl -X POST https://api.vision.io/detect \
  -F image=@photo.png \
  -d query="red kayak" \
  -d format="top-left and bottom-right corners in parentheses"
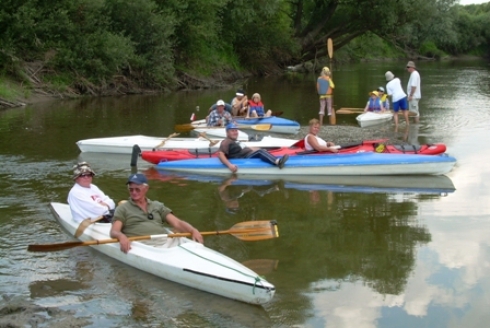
top-left (141, 139), bottom-right (447, 164)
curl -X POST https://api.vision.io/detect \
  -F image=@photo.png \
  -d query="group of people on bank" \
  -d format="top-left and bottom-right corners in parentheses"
top-left (360, 61), bottom-right (421, 126)
top-left (205, 89), bottom-right (273, 127)
top-left (317, 61), bottom-right (421, 127)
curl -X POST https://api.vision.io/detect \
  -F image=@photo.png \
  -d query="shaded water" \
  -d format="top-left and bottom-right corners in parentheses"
top-left (1, 60), bottom-right (490, 327)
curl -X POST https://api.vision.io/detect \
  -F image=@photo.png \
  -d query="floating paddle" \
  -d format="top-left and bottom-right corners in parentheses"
top-left (197, 132), bottom-right (220, 147)
top-left (154, 133), bottom-right (180, 149)
top-left (27, 220), bottom-right (279, 252)
top-left (174, 123), bottom-right (272, 133)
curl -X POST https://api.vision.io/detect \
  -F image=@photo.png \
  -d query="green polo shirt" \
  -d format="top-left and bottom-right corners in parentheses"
top-left (113, 198), bottom-right (172, 237)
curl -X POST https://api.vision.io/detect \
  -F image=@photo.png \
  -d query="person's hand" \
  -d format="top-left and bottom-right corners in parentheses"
top-left (118, 234), bottom-right (132, 253)
top-left (228, 164), bottom-right (238, 173)
top-left (191, 230), bottom-right (204, 244)
top-left (330, 147), bottom-right (339, 153)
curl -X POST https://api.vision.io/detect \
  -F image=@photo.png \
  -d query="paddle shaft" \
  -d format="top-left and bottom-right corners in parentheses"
top-left (175, 123), bottom-right (272, 133)
top-left (28, 222), bottom-right (278, 252)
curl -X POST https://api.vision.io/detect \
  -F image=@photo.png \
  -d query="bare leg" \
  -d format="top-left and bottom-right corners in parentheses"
top-left (393, 111), bottom-right (399, 127)
top-left (319, 114), bottom-right (324, 125)
top-left (404, 110), bottom-right (409, 127)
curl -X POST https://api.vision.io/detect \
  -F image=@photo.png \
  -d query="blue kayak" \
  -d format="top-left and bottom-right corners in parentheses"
top-left (154, 152), bottom-right (457, 176)
top-left (234, 116), bottom-right (300, 134)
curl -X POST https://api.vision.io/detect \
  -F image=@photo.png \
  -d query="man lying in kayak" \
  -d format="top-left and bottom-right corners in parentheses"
top-left (218, 123), bottom-right (289, 173)
top-left (110, 173), bottom-right (203, 253)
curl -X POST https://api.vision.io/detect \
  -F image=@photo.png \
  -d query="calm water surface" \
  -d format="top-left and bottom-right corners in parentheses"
top-left (1, 60), bottom-right (490, 327)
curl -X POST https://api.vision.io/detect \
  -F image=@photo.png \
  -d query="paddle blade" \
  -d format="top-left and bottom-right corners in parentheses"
top-left (28, 240), bottom-right (100, 252)
top-left (74, 216), bottom-right (103, 238)
top-left (228, 220), bottom-right (279, 241)
top-left (174, 124), bottom-right (195, 133)
top-left (327, 38), bottom-right (333, 59)
top-left (246, 124), bottom-right (272, 131)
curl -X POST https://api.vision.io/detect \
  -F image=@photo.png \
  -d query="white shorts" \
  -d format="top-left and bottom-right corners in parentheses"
top-left (409, 98), bottom-right (420, 117)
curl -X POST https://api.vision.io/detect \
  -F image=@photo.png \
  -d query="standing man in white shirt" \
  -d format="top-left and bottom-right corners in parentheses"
top-left (385, 71), bottom-right (409, 127)
top-left (406, 61), bottom-right (421, 123)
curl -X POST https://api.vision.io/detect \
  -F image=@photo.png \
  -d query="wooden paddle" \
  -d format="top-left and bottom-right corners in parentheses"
top-left (27, 220), bottom-right (279, 252)
top-left (327, 38), bottom-right (333, 60)
top-left (236, 110), bottom-right (284, 118)
top-left (154, 133), bottom-right (180, 149)
top-left (197, 132), bottom-right (220, 147)
top-left (174, 123), bottom-right (272, 133)
top-left (336, 108), bottom-right (364, 114)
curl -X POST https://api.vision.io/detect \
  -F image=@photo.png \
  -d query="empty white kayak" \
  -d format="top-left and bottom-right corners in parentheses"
top-left (77, 133), bottom-right (294, 153)
top-left (356, 112), bottom-right (393, 127)
top-left (49, 202), bottom-right (276, 304)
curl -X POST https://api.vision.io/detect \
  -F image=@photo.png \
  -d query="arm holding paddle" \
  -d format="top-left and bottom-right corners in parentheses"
top-left (110, 173), bottom-right (203, 253)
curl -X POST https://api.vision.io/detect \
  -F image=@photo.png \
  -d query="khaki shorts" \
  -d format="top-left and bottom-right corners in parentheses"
top-left (409, 98), bottom-right (420, 117)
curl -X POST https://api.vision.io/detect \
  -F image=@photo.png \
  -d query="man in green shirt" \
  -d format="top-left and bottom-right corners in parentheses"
top-left (110, 173), bottom-right (203, 253)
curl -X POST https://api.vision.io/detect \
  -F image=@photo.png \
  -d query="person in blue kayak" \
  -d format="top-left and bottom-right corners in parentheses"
top-left (363, 91), bottom-right (386, 113)
top-left (110, 173), bottom-right (203, 253)
top-left (230, 89), bottom-right (249, 117)
top-left (218, 123), bottom-right (289, 173)
top-left (247, 93), bottom-right (272, 118)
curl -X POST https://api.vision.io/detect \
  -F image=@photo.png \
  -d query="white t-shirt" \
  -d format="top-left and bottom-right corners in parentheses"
top-left (68, 183), bottom-right (115, 222)
top-left (304, 135), bottom-right (327, 151)
top-left (407, 70), bottom-right (421, 99)
top-left (386, 78), bottom-right (407, 102)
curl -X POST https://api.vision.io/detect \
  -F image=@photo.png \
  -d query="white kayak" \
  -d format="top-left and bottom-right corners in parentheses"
top-left (356, 112), bottom-right (393, 128)
top-left (76, 134), bottom-right (296, 154)
top-left (49, 202), bottom-right (276, 304)
top-left (192, 127), bottom-right (249, 139)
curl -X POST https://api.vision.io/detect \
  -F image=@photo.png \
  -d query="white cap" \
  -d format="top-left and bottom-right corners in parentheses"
top-left (216, 100), bottom-right (225, 106)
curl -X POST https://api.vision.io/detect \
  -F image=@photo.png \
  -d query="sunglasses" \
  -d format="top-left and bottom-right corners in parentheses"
top-left (128, 187), bottom-right (143, 193)
top-left (79, 174), bottom-right (93, 178)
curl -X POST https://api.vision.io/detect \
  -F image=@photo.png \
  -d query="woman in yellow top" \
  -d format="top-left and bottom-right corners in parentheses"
top-left (316, 67), bottom-right (335, 125)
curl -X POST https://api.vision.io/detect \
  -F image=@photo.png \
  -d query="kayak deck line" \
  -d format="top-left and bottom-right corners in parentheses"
top-left (178, 243), bottom-right (274, 294)
top-left (182, 268), bottom-right (276, 292)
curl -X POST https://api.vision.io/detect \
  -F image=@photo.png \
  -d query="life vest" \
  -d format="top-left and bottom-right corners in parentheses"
top-left (368, 98), bottom-right (382, 112)
top-left (317, 78), bottom-right (329, 95)
top-left (248, 100), bottom-right (265, 116)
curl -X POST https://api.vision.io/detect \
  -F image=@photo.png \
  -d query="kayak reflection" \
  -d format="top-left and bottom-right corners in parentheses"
top-left (145, 169), bottom-right (456, 196)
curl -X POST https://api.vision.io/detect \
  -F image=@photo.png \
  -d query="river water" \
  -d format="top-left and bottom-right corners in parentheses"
top-left (1, 60), bottom-right (489, 327)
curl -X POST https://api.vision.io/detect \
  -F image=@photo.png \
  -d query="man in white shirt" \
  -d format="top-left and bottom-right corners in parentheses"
top-left (68, 162), bottom-right (115, 223)
top-left (406, 61), bottom-right (421, 123)
top-left (385, 71), bottom-right (409, 127)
